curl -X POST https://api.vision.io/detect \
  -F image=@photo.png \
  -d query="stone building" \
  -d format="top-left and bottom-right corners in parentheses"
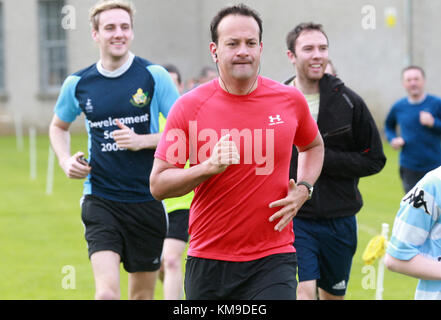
top-left (0, 0), bottom-right (439, 134)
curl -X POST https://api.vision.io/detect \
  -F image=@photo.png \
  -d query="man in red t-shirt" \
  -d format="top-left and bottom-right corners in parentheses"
top-left (151, 4), bottom-right (324, 300)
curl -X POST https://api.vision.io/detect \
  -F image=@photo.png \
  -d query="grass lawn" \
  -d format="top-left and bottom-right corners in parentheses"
top-left (0, 133), bottom-right (418, 299)
top-left (346, 143), bottom-right (419, 299)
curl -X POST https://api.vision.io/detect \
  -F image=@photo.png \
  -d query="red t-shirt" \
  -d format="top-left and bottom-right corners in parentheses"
top-left (155, 77), bottom-right (318, 261)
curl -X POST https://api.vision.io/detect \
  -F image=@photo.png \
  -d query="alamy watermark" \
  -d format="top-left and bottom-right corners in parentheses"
top-left (61, 265), bottom-right (76, 290)
top-left (361, 5), bottom-right (376, 30)
top-left (61, 5), bottom-right (76, 30)
top-left (165, 121), bottom-right (275, 175)
top-left (361, 265), bottom-right (376, 290)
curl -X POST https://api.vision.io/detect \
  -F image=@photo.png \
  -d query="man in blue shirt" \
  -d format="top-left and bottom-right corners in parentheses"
top-left (385, 66), bottom-right (441, 193)
top-left (49, 0), bottom-right (179, 300)
top-left (385, 166), bottom-right (441, 300)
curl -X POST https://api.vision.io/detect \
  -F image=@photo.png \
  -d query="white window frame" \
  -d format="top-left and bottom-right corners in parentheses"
top-left (39, 0), bottom-right (67, 94)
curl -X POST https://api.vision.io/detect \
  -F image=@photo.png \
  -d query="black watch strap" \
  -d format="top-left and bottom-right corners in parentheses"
top-left (297, 181), bottom-right (313, 200)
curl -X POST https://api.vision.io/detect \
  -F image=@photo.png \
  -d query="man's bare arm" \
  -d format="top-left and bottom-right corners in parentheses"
top-left (113, 119), bottom-right (162, 151)
top-left (150, 134), bottom-right (239, 200)
top-left (49, 115), bottom-right (91, 179)
top-left (269, 132), bottom-right (324, 231)
top-left (385, 253), bottom-right (441, 281)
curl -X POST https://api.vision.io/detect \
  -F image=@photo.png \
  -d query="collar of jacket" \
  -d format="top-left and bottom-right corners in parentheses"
top-left (285, 74), bottom-right (348, 132)
top-left (284, 73), bottom-right (345, 93)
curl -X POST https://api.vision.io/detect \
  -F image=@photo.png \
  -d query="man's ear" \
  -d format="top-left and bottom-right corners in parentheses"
top-left (209, 42), bottom-right (218, 63)
top-left (91, 28), bottom-right (99, 42)
top-left (286, 49), bottom-right (296, 64)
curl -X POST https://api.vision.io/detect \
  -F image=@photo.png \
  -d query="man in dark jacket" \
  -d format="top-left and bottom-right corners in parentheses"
top-left (285, 22), bottom-right (386, 300)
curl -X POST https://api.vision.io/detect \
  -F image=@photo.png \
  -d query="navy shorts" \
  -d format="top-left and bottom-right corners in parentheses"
top-left (166, 209), bottom-right (189, 242)
top-left (185, 253), bottom-right (297, 300)
top-left (81, 195), bottom-right (167, 273)
top-left (293, 216), bottom-right (357, 296)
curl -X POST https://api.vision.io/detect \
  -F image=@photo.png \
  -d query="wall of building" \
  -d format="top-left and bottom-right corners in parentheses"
top-left (0, 0), bottom-right (440, 134)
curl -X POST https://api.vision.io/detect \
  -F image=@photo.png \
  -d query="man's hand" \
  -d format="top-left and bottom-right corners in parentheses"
top-left (420, 111), bottom-right (435, 128)
top-left (113, 119), bottom-right (143, 151)
top-left (203, 134), bottom-right (240, 175)
top-left (60, 151), bottom-right (91, 179)
top-left (268, 179), bottom-right (309, 232)
top-left (390, 137), bottom-right (405, 150)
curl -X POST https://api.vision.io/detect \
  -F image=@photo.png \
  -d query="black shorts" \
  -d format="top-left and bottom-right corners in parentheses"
top-left (166, 209), bottom-right (189, 242)
top-left (184, 253), bottom-right (297, 300)
top-left (81, 195), bottom-right (167, 273)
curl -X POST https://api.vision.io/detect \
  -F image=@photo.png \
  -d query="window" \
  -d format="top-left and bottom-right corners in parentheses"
top-left (0, 2), bottom-right (4, 92)
top-left (39, 0), bottom-right (67, 93)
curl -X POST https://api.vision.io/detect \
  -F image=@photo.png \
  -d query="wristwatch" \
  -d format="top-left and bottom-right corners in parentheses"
top-left (297, 181), bottom-right (313, 200)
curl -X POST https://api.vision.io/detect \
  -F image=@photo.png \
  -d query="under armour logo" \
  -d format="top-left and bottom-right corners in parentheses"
top-left (268, 114), bottom-right (284, 126)
top-left (403, 187), bottom-right (430, 215)
top-left (269, 115), bottom-right (281, 122)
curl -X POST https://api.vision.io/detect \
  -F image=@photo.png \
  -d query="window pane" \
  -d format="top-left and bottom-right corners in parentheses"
top-left (39, 0), bottom-right (67, 91)
top-left (48, 46), bottom-right (66, 86)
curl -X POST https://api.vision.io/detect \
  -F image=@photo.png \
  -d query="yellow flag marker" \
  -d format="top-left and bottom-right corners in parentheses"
top-left (362, 235), bottom-right (386, 265)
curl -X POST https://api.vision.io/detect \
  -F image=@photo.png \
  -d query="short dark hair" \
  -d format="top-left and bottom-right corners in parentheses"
top-left (402, 65), bottom-right (425, 78)
top-left (210, 4), bottom-right (263, 44)
top-left (286, 22), bottom-right (328, 54)
top-left (163, 64), bottom-right (182, 85)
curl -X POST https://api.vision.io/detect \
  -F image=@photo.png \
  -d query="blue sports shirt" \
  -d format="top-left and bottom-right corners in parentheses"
top-left (54, 53), bottom-right (179, 202)
top-left (387, 166), bottom-right (441, 299)
top-left (385, 95), bottom-right (441, 172)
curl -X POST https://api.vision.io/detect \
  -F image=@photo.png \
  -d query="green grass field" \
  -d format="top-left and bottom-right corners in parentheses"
top-left (0, 133), bottom-right (418, 300)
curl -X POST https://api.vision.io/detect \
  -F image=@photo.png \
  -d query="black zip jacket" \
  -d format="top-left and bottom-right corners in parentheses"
top-left (284, 74), bottom-right (386, 219)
